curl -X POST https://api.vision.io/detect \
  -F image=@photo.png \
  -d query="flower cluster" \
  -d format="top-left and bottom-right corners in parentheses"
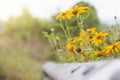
top-left (66, 28), bottom-right (108, 59)
top-left (56, 6), bottom-right (88, 20)
top-left (44, 5), bottom-right (120, 62)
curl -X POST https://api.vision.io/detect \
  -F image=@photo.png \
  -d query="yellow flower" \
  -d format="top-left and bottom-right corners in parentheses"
top-left (73, 37), bottom-right (83, 46)
top-left (72, 6), bottom-right (81, 18)
top-left (66, 43), bottom-right (77, 58)
top-left (92, 51), bottom-right (107, 57)
top-left (56, 12), bottom-right (66, 20)
top-left (79, 7), bottom-right (88, 13)
top-left (103, 45), bottom-right (113, 54)
top-left (73, 37), bottom-right (84, 42)
top-left (87, 36), bottom-right (93, 44)
top-left (67, 38), bottom-right (74, 43)
top-left (56, 6), bottom-right (88, 20)
top-left (112, 42), bottom-right (120, 53)
top-left (87, 28), bottom-right (96, 34)
top-left (56, 10), bottom-right (74, 20)
top-left (103, 42), bottom-right (120, 54)
top-left (92, 32), bottom-right (108, 46)
top-left (79, 30), bottom-right (87, 38)
top-left (65, 10), bottom-right (74, 20)
top-left (72, 6), bottom-right (88, 18)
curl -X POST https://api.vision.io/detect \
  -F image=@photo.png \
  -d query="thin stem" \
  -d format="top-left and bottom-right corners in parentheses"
top-left (77, 15), bottom-right (84, 33)
top-left (77, 17), bottom-right (81, 32)
top-left (82, 52), bottom-right (88, 62)
top-left (79, 15), bottom-right (84, 31)
top-left (65, 19), bottom-right (71, 38)
top-left (60, 19), bottom-right (68, 38)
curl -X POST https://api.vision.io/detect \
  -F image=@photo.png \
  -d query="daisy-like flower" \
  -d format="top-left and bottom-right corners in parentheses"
top-left (72, 6), bottom-right (88, 18)
top-left (56, 12), bottom-right (66, 20)
top-left (87, 36), bottom-right (93, 44)
top-left (87, 28), bottom-right (96, 34)
top-left (103, 42), bottom-right (120, 54)
top-left (65, 10), bottom-right (74, 20)
top-left (79, 7), bottom-right (88, 13)
top-left (73, 37), bottom-right (84, 42)
top-left (92, 51), bottom-right (107, 57)
top-left (92, 32), bottom-right (108, 46)
top-left (79, 30), bottom-right (87, 38)
top-left (66, 43), bottom-right (77, 58)
top-left (56, 10), bottom-right (74, 20)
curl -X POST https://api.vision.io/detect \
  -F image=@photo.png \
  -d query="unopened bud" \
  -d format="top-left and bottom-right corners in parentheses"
top-left (50, 28), bottom-right (54, 32)
top-left (56, 36), bottom-right (60, 41)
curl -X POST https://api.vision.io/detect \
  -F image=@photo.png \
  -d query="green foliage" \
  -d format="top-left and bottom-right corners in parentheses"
top-left (0, 51), bottom-right (41, 80)
top-left (52, 1), bottom-right (100, 38)
top-left (5, 8), bottom-right (50, 41)
top-left (74, 1), bottom-right (101, 29)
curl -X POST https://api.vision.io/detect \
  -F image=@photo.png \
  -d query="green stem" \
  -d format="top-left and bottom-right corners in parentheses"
top-left (60, 19), bottom-right (68, 38)
top-left (77, 17), bottom-right (81, 32)
top-left (79, 15), bottom-right (84, 31)
top-left (77, 15), bottom-right (84, 33)
top-left (65, 19), bottom-right (71, 38)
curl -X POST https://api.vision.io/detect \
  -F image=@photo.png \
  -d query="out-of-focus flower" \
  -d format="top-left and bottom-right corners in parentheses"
top-left (103, 42), bottom-right (120, 54)
top-left (92, 32), bottom-right (108, 46)
top-left (72, 6), bottom-right (88, 18)
top-left (66, 43), bottom-right (77, 58)
top-left (65, 10), bottom-right (74, 20)
top-left (87, 28), bottom-right (96, 34)
top-left (92, 51), bottom-right (107, 57)
top-left (56, 12), bottom-right (66, 20)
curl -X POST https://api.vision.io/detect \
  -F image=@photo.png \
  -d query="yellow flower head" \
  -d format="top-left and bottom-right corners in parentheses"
top-left (103, 42), bottom-right (120, 54)
top-left (65, 10), bottom-right (74, 20)
top-left (79, 7), bottom-right (88, 13)
top-left (112, 42), bottom-right (120, 53)
top-left (103, 45), bottom-right (113, 54)
top-left (56, 12), bottom-right (66, 20)
top-left (73, 37), bottom-right (84, 42)
top-left (66, 43), bottom-right (77, 58)
top-left (92, 51), bottom-right (107, 57)
top-left (79, 30), bottom-right (87, 38)
top-left (72, 6), bottom-right (88, 18)
top-left (56, 10), bottom-right (74, 20)
top-left (67, 38), bottom-right (74, 43)
top-left (87, 36), bottom-right (93, 44)
top-left (87, 28), bottom-right (96, 34)
top-left (92, 32), bottom-right (108, 46)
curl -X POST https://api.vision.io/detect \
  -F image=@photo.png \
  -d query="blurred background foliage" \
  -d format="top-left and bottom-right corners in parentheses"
top-left (0, 1), bottom-right (108, 80)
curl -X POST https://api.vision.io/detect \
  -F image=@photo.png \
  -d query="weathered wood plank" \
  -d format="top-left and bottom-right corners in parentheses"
top-left (42, 59), bottom-right (120, 80)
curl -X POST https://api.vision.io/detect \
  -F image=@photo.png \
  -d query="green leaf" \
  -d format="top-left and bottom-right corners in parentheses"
top-left (71, 41), bottom-right (80, 46)
top-left (48, 33), bottom-right (54, 41)
top-left (111, 25), bottom-right (115, 29)
top-left (42, 31), bottom-right (48, 38)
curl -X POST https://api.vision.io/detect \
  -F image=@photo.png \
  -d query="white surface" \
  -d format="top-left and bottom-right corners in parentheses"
top-left (42, 59), bottom-right (120, 80)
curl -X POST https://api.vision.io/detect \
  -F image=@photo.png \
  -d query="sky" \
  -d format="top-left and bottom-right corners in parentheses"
top-left (0, 0), bottom-right (120, 24)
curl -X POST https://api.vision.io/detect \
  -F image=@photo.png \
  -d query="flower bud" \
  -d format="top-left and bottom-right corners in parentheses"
top-left (50, 28), bottom-right (54, 32)
top-left (56, 36), bottom-right (60, 41)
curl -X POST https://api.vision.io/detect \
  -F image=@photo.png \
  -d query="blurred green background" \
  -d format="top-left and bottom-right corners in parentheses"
top-left (0, 1), bottom-right (109, 80)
